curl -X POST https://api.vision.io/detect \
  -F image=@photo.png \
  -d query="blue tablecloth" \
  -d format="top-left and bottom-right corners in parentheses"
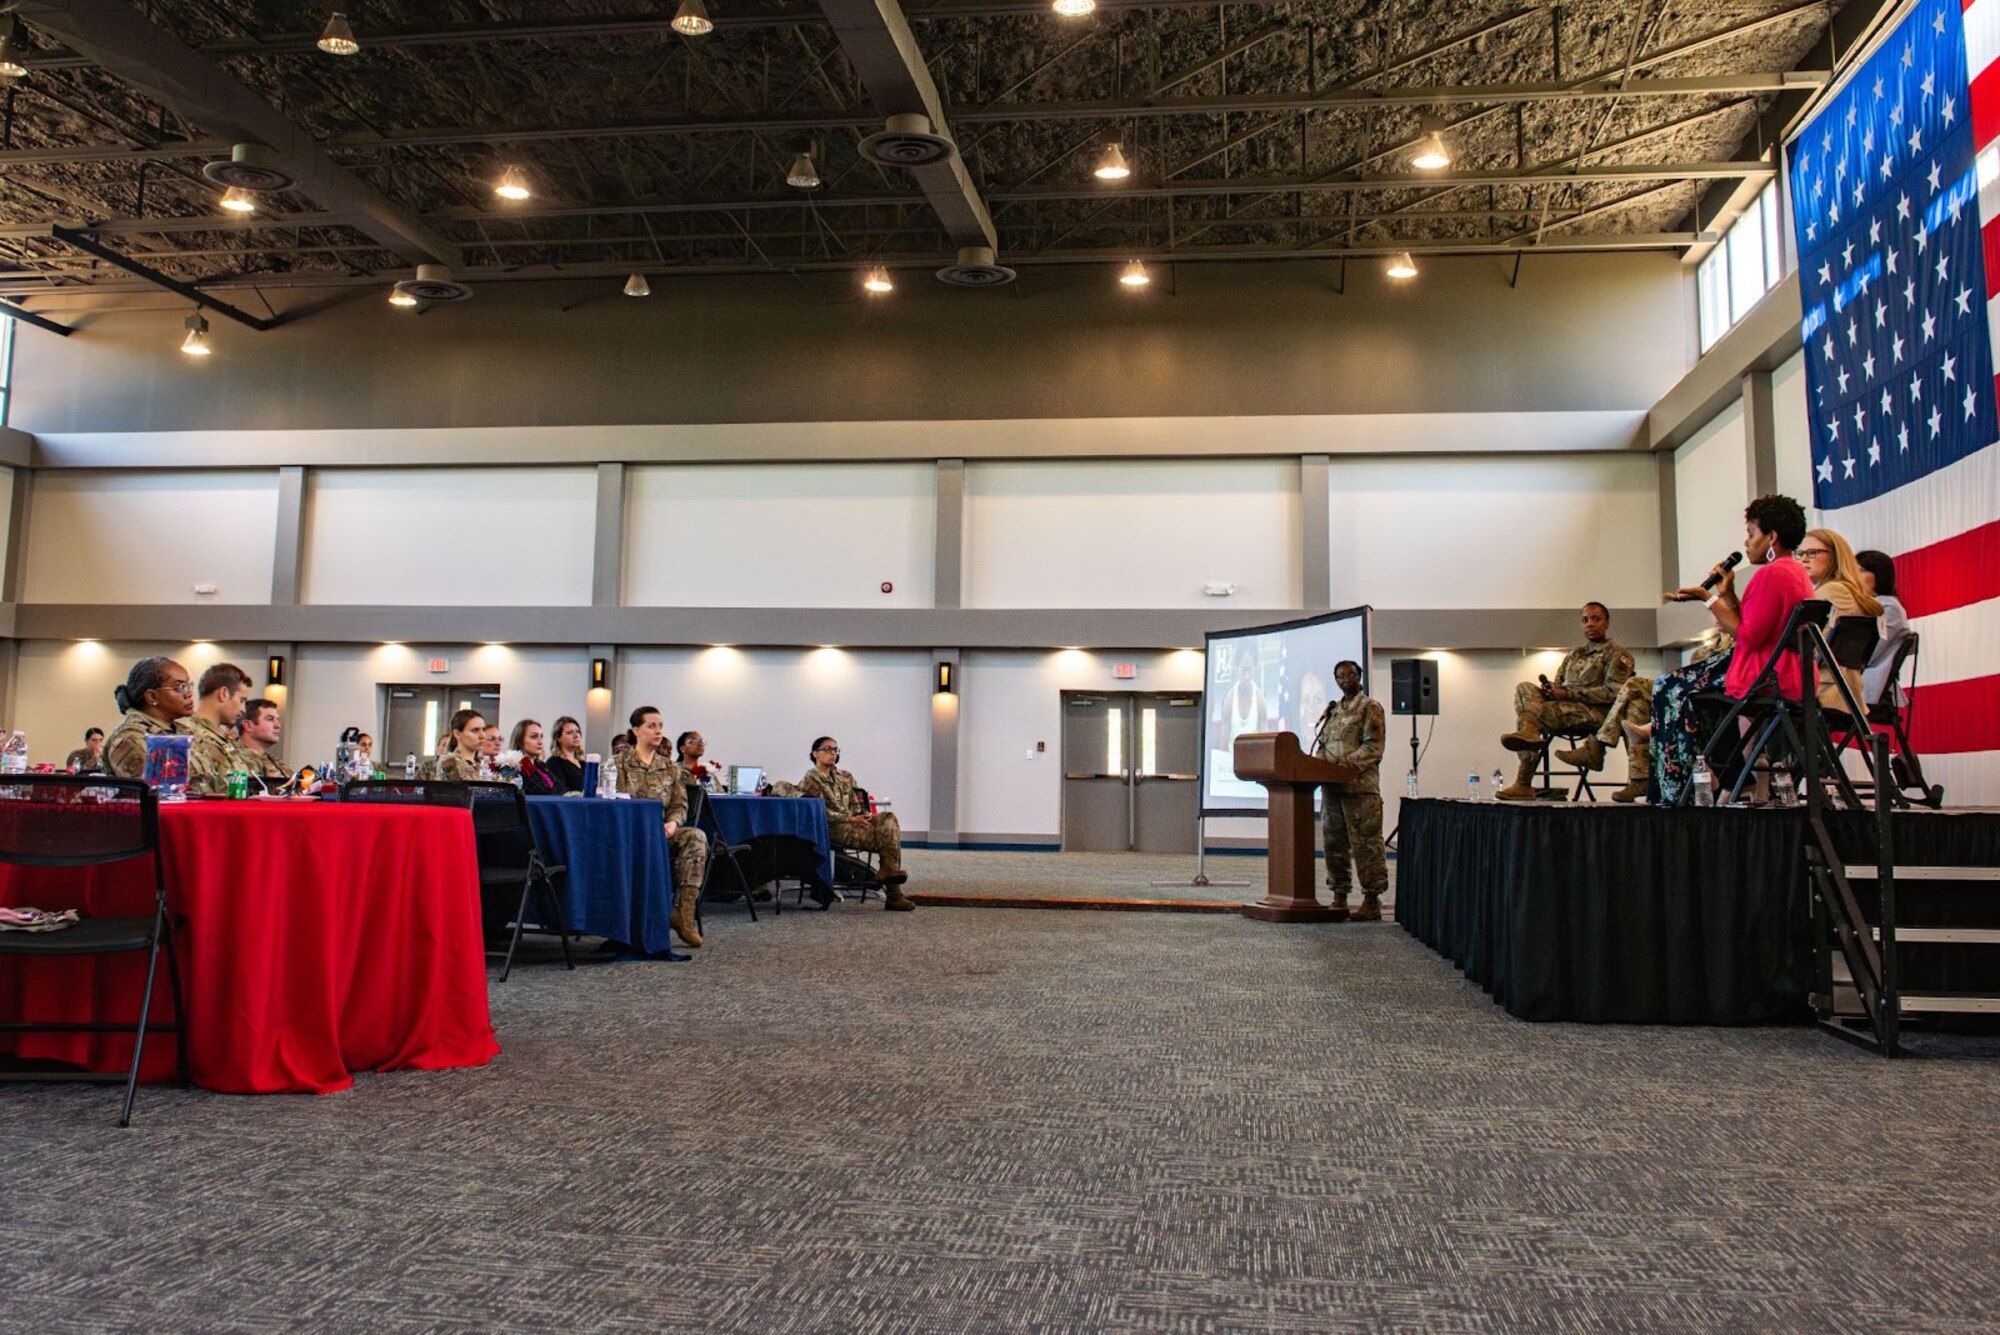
top-left (708, 795), bottom-right (835, 882)
top-left (526, 796), bottom-right (681, 959)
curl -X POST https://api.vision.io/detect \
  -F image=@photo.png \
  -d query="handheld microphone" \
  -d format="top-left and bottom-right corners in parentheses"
top-left (1700, 551), bottom-right (1743, 590)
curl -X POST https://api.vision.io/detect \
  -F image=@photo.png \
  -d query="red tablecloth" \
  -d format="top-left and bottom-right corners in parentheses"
top-left (0, 800), bottom-right (499, 1094)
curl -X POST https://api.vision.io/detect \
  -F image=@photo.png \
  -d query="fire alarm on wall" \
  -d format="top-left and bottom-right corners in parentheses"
top-left (881, 581), bottom-right (894, 594)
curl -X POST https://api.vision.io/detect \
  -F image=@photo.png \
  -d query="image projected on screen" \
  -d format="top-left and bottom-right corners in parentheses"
top-left (1201, 607), bottom-right (1371, 815)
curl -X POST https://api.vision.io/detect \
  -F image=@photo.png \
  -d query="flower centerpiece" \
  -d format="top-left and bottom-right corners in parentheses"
top-left (494, 749), bottom-right (526, 787)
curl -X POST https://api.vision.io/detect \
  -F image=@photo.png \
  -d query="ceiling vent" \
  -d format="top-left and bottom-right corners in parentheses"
top-left (936, 245), bottom-right (1016, 288)
top-left (859, 113), bottom-right (957, 167)
top-left (201, 142), bottom-right (296, 192)
top-left (392, 264), bottom-right (473, 303)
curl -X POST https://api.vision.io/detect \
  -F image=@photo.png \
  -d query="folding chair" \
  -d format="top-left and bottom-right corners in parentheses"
top-left (0, 776), bottom-right (187, 1127)
top-left (465, 782), bottom-right (575, 982)
top-left (1532, 724), bottom-right (1603, 802)
top-left (1831, 631), bottom-right (1945, 808)
top-left (686, 784), bottom-right (766, 921)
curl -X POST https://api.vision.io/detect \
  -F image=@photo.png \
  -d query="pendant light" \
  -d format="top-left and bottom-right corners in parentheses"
top-left (180, 310), bottom-right (213, 356)
top-left (1385, 251), bottom-right (1418, 279)
top-left (316, 12), bottom-right (360, 57)
top-left (624, 272), bottom-right (652, 298)
top-left (862, 266), bottom-right (894, 294)
top-left (1052, 0), bottom-right (1096, 15)
top-left (0, 19), bottom-right (30, 79)
top-left (493, 165), bottom-right (532, 201)
top-left (219, 186), bottom-right (258, 214)
top-left (786, 152), bottom-right (821, 189)
top-left (388, 287), bottom-right (419, 307)
top-left (1119, 259), bottom-right (1150, 287)
top-left (1093, 143), bottom-right (1131, 181)
top-left (1410, 117), bottom-right (1451, 171)
top-left (671, 0), bottom-right (715, 36)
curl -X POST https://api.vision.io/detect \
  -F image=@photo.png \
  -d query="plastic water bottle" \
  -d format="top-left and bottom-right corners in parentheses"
top-left (1692, 756), bottom-right (1715, 807)
top-left (598, 762), bottom-right (617, 799)
top-left (1405, 768), bottom-right (1419, 801)
top-left (1771, 770), bottom-right (1796, 808)
top-left (0, 731), bottom-right (26, 776)
top-left (404, 752), bottom-right (418, 780)
top-left (1466, 769), bottom-right (1481, 801)
top-left (477, 755), bottom-right (494, 781)
top-left (1492, 766), bottom-right (1505, 797)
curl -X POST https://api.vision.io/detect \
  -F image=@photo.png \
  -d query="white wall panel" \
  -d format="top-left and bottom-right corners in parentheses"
top-left (623, 463), bottom-right (934, 607)
top-left (1328, 455), bottom-right (1661, 611)
top-left (964, 460), bottom-right (1302, 609)
top-left (22, 470), bottom-right (277, 604)
top-left (620, 647), bottom-right (931, 831)
top-left (1672, 400), bottom-right (1751, 586)
top-left (10, 639), bottom-right (269, 764)
top-left (1771, 351), bottom-right (1814, 501)
top-left (300, 468), bottom-right (594, 606)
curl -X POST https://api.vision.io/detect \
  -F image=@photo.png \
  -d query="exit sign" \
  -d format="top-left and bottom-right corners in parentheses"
top-left (427, 657), bottom-right (450, 673)
top-left (1111, 662), bottom-right (1137, 680)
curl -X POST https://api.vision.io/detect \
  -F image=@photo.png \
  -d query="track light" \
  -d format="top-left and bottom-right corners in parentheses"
top-left (1410, 118), bottom-right (1451, 171)
top-left (1119, 259), bottom-right (1150, 288)
top-left (863, 266), bottom-right (894, 294)
top-left (316, 12), bottom-right (360, 57)
top-left (1093, 143), bottom-right (1131, 181)
top-left (494, 165), bottom-right (532, 201)
top-left (0, 19), bottom-right (29, 79)
top-left (1385, 251), bottom-right (1419, 279)
top-left (671, 0), bottom-right (715, 36)
top-left (624, 272), bottom-right (652, 298)
top-left (388, 287), bottom-right (419, 307)
top-left (219, 186), bottom-right (257, 214)
top-left (180, 311), bottom-right (212, 357)
top-left (786, 152), bottom-right (821, 189)
top-left (1053, 0), bottom-right (1096, 15)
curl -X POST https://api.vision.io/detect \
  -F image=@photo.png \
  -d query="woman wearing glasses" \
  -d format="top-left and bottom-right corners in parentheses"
top-left (801, 737), bottom-right (915, 911)
top-left (1797, 528), bottom-right (1882, 714)
top-left (104, 656), bottom-right (195, 778)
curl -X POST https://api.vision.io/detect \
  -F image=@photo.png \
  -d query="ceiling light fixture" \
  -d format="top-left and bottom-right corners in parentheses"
top-left (316, 11), bottom-right (360, 57)
top-left (493, 165), bottom-right (532, 201)
top-left (1385, 251), bottom-right (1419, 279)
top-left (1119, 259), bottom-right (1150, 287)
top-left (863, 265), bottom-right (894, 294)
top-left (671, 0), bottom-right (715, 36)
top-left (786, 152), bottom-right (821, 189)
top-left (1410, 117), bottom-right (1452, 171)
top-left (624, 272), bottom-right (652, 298)
top-left (1052, 0), bottom-right (1096, 16)
top-left (218, 186), bottom-right (257, 214)
top-left (388, 287), bottom-right (419, 307)
top-left (1093, 143), bottom-right (1131, 181)
top-left (0, 19), bottom-right (30, 79)
top-left (180, 310), bottom-right (212, 356)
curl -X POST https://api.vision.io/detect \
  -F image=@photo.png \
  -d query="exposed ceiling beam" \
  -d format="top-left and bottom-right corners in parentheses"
top-left (0, 299), bottom-right (72, 335)
top-left (815, 0), bottom-right (997, 252)
top-left (13, 0), bottom-right (460, 269)
top-left (48, 224), bottom-right (277, 329)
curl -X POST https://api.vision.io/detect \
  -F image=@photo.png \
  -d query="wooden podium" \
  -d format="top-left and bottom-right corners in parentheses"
top-left (1233, 731), bottom-right (1357, 923)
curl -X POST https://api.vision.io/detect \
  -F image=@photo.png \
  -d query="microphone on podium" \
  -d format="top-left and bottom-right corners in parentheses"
top-left (1700, 551), bottom-right (1744, 590)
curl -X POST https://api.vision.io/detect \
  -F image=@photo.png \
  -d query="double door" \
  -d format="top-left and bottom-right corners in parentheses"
top-left (382, 684), bottom-right (502, 764)
top-left (1061, 692), bottom-right (1201, 853)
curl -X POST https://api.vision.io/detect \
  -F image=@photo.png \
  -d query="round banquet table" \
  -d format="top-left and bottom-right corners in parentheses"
top-left (523, 796), bottom-right (682, 959)
top-left (0, 799), bottom-right (499, 1095)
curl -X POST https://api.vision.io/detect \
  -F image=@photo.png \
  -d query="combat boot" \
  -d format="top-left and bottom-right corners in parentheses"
top-left (1554, 738), bottom-right (1605, 771)
top-left (1495, 753), bottom-right (1538, 801)
top-left (669, 890), bottom-right (703, 947)
top-left (884, 887), bottom-right (916, 911)
top-left (1350, 893), bottom-right (1383, 922)
top-left (1612, 738), bottom-right (1651, 804)
top-left (1500, 712), bottom-right (1546, 752)
top-left (1326, 890), bottom-right (1351, 915)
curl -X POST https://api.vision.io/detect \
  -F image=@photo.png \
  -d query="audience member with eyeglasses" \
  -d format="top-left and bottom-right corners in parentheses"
top-left (104, 656), bottom-right (195, 778)
top-left (1797, 528), bottom-right (1881, 714)
top-left (801, 737), bottom-right (915, 910)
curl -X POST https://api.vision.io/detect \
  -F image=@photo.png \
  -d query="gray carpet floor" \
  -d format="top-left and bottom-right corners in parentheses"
top-left (903, 848), bottom-right (1396, 906)
top-left (3, 892), bottom-right (1997, 1333)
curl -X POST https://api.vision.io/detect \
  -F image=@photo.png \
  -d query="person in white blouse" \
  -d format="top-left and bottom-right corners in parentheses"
top-left (1855, 549), bottom-right (1909, 710)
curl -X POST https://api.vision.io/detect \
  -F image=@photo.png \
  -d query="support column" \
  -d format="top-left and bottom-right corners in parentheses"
top-left (1742, 370), bottom-right (1778, 497)
top-left (934, 458), bottom-right (964, 610)
top-left (928, 646), bottom-right (961, 845)
top-left (585, 641), bottom-right (617, 756)
top-left (592, 463), bottom-right (625, 608)
top-left (3, 467), bottom-right (31, 605)
top-left (1656, 451), bottom-right (1680, 592)
top-left (271, 465), bottom-right (304, 605)
top-left (1301, 453), bottom-right (1331, 610)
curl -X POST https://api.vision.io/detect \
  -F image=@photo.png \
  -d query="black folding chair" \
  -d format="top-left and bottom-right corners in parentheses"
top-left (686, 784), bottom-right (766, 921)
top-left (0, 776), bottom-right (187, 1127)
top-left (1832, 631), bottom-right (1945, 808)
top-left (465, 782), bottom-right (575, 982)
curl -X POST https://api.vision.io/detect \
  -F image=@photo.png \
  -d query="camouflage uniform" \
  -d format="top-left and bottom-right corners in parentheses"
top-left (64, 748), bottom-right (108, 775)
top-left (617, 748), bottom-right (709, 942)
top-left (1501, 639), bottom-right (1635, 793)
top-left (434, 748), bottom-right (483, 781)
top-left (237, 745), bottom-right (290, 784)
top-left (1312, 691), bottom-right (1387, 899)
top-left (800, 766), bottom-right (907, 882)
top-left (187, 714), bottom-right (252, 794)
top-left (104, 709), bottom-right (190, 780)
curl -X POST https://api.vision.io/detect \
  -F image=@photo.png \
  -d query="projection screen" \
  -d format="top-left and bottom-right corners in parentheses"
top-left (1201, 606), bottom-right (1372, 816)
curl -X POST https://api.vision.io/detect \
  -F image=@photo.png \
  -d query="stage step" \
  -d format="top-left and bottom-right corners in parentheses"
top-left (1842, 864), bottom-right (2000, 882)
top-left (1900, 993), bottom-right (2000, 1014)
top-left (1868, 927), bottom-right (2000, 945)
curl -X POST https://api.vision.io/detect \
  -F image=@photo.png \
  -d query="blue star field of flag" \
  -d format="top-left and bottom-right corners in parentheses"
top-left (1788, 0), bottom-right (1996, 511)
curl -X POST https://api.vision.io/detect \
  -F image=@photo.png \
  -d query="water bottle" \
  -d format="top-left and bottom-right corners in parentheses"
top-left (1771, 770), bottom-right (1796, 808)
top-left (1405, 768), bottom-right (1419, 801)
top-left (1466, 769), bottom-right (1481, 801)
top-left (1691, 756), bottom-right (1715, 807)
top-left (477, 755), bottom-right (494, 781)
top-left (404, 752), bottom-right (418, 780)
top-left (1, 731), bottom-right (26, 776)
top-left (1492, 766), bottom-right (1505, 797)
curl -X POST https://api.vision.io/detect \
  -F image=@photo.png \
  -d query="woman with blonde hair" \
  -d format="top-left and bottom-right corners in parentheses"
top-left (1796, 527), bottom-right (1882, 714)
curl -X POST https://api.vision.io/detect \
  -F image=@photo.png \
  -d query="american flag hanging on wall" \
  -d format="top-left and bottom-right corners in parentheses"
top-left (1789, 0), bottom-right (2000, 801)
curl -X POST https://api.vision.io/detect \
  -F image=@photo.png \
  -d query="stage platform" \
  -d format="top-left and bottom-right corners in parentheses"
top-left (1395, 798), bottom-right (2000, 1026)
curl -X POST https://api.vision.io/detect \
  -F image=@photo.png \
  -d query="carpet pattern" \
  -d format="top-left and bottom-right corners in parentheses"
top-left (2, 892), bottom-right (1996, 1332)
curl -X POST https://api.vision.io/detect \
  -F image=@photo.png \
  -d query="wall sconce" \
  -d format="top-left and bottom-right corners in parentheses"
top-left (935, 661), bottom-right (954, 694)
top-left (590, 657), bottom-right (609, 689)
top-left (267, 655), bottom-right (286, 686)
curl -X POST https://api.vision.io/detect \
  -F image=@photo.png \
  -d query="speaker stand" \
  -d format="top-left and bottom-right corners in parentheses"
top-left (1383, 712), bottom-right (1423, 852)
top-left (1152, 815), bottom-right (1250, 888)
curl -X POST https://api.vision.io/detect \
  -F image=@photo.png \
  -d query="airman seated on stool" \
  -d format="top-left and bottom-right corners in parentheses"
top-left (1496, 602), bottom-right (1635, 801)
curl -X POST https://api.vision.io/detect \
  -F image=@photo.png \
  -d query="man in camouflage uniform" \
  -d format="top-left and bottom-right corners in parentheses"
top-left (1313, 659), bottom-right (1388, 921)
top-left (105, 658), bottom-right (195, 779)
top-left (186, 662), bottom-right (255, 795)
top-left (616, 705), bottom-right (708, 948)
top-left (236, 697), bottom-right (291, 786)
top-left (1496, 602), bottom-right (1635, 801)
top-left (801, 737), bottom-right (915, 911)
